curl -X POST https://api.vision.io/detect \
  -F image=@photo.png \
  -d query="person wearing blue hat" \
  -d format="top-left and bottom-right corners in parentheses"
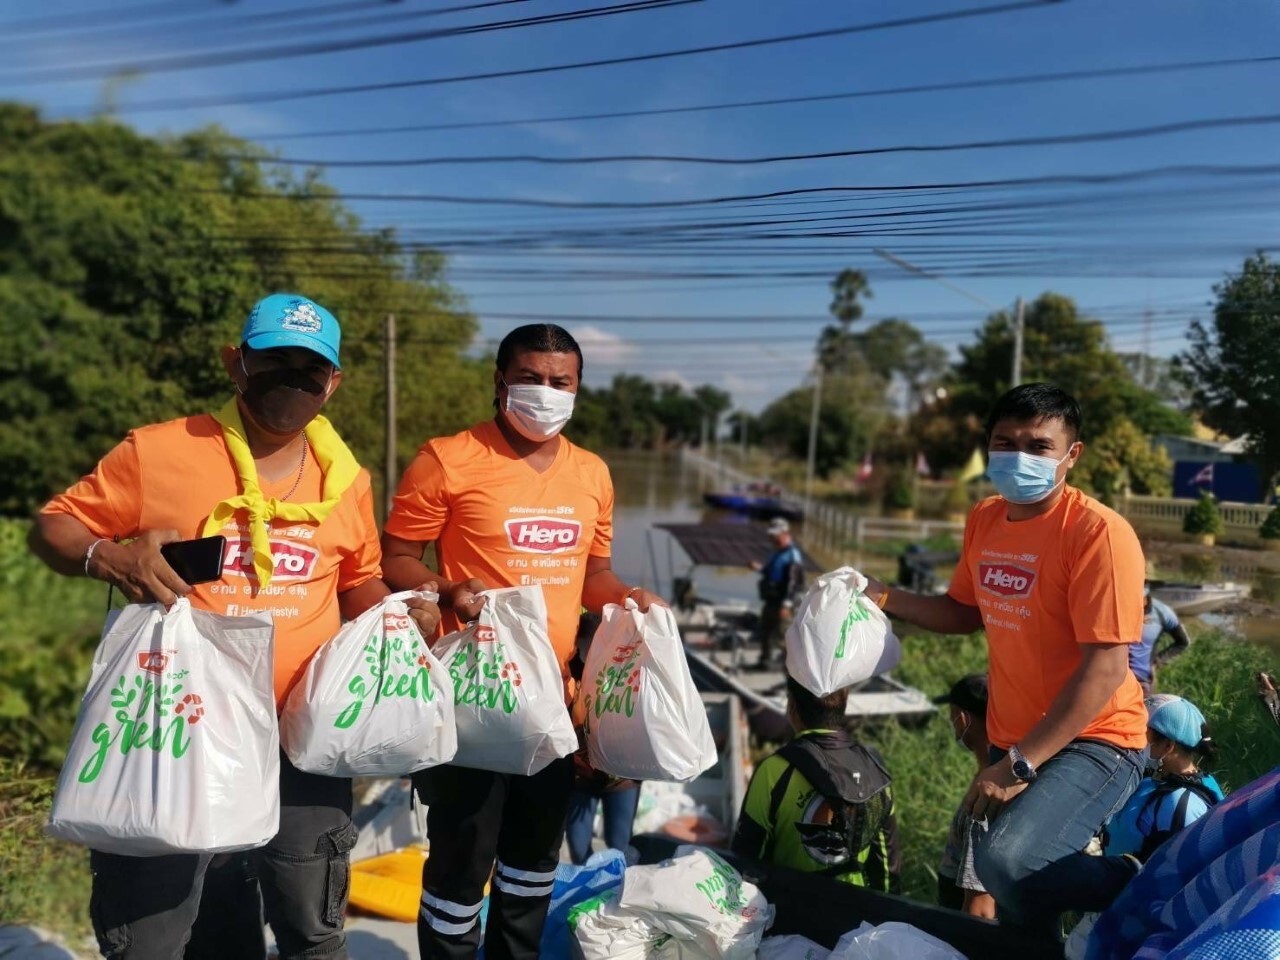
top-left (1016, 694), bottom-right (1225, 915)
top-left (32, 293), bottom-right (440, 960)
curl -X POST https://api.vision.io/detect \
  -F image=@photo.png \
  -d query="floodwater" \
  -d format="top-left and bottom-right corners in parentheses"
top-left (605, 449), bottom-right (1280, 655)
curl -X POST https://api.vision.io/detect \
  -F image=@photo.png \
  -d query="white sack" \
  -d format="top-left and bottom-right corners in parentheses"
top-left (758, 935), bottom-right (831, 960)
top-left (432, 586), bottom-right (576, 775)
top-left (280, 591), bottom-right (456, 777)
top-left (47, 599), bottom-right (278, 855)
top-left (832, 921), bottom-right (967, 960)
top-left (581, 600), bottom-right (717, 782)
top-left (618, 845), bottom-right (774, 960)
top-left (785, 567), bottom-right (901, 697)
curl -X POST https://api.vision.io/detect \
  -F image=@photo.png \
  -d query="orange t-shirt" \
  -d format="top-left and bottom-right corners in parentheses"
top-left (41, 415), bottom-right (382, 706)
top-left (384, 420), bottom-right (614, 677)
top-left (947, 486), bottom-right (1148, 751)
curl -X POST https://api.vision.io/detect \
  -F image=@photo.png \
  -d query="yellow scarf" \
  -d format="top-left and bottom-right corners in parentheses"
top-left (201, 398), bottom-right (360, 588)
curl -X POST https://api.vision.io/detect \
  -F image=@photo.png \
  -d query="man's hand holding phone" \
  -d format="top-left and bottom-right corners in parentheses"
top-left (87, 529), bottom-right (196, 606)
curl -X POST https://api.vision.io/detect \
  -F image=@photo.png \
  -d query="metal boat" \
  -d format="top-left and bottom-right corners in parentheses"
top-left (651, 522), bottom-right (935, 741)
top-left (1149, 580), bottom-right (1250, 615)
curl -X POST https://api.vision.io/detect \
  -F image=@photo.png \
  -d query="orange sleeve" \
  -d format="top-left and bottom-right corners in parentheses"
top-left (337, 471), bottom-right (383, 592)
top-left (384, 445), bottom-right (450, 543)
top-left (40, 433), bottom-right (143, 539)
top-left (946, 504), bottom-right (981, 606)
top-left (1067, 515), bottom-right (1146, 645)
top-left (589, 460), bottom-right (614, 558)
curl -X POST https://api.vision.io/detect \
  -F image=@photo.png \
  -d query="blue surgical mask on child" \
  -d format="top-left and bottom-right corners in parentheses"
top-left (986, 448), bottom-right (1075, 505)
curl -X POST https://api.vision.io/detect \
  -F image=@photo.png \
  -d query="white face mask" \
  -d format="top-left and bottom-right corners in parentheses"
top-left (503, 382), bottom-right (575, 441)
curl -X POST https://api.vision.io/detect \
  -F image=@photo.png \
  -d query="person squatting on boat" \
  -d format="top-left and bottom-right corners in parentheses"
top-left (30, 295), bottom-right (442, 960)
top-left (379, 323), bottom-right (665, 960)
top-left (858, 382), bottom-right (1149, 936)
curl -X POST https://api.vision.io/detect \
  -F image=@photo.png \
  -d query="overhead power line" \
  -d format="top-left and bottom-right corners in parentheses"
top-left (3, 0), bottom-right (695, 84)
top-left (263, 52), bottom-right (1280, 141)
top-left (243, 111), bottom-right (1280, 169)
top-left (200, 162), bottom-right (1280, 210)
top-left (93, 0), bottom-right (1057, 114)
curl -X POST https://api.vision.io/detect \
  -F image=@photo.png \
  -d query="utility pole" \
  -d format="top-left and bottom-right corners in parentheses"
top-left (384, 313), bottom-right (397, 522)
top-left (804, 361), bottom-right (823, 512)
top-left (1011, 296), bottom-right (1025, 388)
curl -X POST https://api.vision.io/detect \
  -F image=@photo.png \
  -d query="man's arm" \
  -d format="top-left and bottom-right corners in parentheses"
top-left (966, 643), bottom-right (1131, 820)
top-left (1152, 624), bottom-right (1191, 669)
top-left (337, 576), bottom-right (442, 637)
top-left (581, 555), bottom-right (666, 613)
top-left (30, 512), bottom-right (190, 605)
top-left (863, 577), bottom-right (984, 636)
top-left (381, 532), bottom-right (486, 620)
top-left (864, 793), bottom-right (903, 894)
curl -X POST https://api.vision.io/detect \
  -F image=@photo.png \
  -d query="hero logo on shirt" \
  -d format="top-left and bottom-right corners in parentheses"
top-left (223, 538), bottom-right (319, 582)
top-left (505, 516), bottom-right (582, 554)
top-left (978, 562), bottom-right (1037, 598)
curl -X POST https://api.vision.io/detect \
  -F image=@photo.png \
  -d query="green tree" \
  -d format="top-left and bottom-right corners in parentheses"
top-left (939, 292), bottom-right (1189, 480)
top-left (1180, 253), bottom-right (1280, 486)
top-left (818, 268), bottom-right (872, 373)
top-left (0, 105), bottom-right (486, 514)
top-left (1073, 417), bottom-right (1174, 504)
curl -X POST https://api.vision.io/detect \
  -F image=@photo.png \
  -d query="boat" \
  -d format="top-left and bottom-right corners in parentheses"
top-left (1149, 581), bottom-right (1250, 615)
top-left (652, 522), bottom-right (935, 740)
top-left (702, 490), bottom-right (806, 522)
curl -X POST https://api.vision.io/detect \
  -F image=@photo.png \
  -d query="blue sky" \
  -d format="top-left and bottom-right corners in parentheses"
top-left (4, 0), bottom-right (1279, 411)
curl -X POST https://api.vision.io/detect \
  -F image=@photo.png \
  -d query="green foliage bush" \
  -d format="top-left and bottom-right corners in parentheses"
top-left (0, 519), bottom-right (105, 767)
top-left (1259, 507), bottom-right (1280, 541)
top-left (883, 471), bottom-right (916, 511)
top-left (1183, 493), bottom-right (1224, 537)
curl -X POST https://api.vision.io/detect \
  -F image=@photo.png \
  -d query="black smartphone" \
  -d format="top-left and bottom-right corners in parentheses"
top-left (160, 535), bottom-right (227, 585)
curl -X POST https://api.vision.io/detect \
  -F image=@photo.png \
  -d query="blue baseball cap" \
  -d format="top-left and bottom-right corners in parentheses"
top-left (241, 294), bottom-right (341, 369)
top-left (1145, 694), bottom-right (1207, 749)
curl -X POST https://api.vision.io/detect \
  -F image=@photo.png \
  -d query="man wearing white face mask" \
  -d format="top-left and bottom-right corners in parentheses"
top-left (855, 383), bottom-right (1148, 939)
top-left (382, 323), bottom-right (665, 960)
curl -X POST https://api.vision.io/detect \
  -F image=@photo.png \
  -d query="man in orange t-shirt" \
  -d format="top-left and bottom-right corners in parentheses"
top-left (859, 383), bottom-right (1146, 936)
top-left (382, 323), bottom-right (663, 960)
top-left (31, 294), bottom-right (440, 960)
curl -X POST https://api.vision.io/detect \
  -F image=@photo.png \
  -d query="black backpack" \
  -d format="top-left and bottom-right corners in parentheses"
top-left (767, 731), bottom-right (892, 874)
top-left (1134, 774), bottom-right (1221, 861)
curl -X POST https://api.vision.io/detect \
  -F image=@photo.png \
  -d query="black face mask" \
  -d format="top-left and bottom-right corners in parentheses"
top-left (238, 362), bottom-right (331, 435)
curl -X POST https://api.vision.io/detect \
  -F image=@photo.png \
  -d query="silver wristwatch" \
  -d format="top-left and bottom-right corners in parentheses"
top-left (1008, 744), bottom-right (1038, 782)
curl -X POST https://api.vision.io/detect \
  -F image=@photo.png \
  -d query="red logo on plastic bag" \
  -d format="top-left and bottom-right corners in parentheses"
top-left (475, 624), bottom-right (497, 642)
top-left (383, 613), bottom-right (412, 633)
top-left (979, 563), bottom-right (1036, 598)
top-left (223, 538), bottom-right (319, 582)
top-left (505, 517), bottom-right (581, 554)
top-left (137, 652), bottom-right (171, 675)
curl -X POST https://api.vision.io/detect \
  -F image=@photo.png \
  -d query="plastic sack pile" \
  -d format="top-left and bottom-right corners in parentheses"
top-left (785, 568), bottom-right (901, 697)
top-left (570, 846), bottom-right (773, 960)
top-left (280, 590), bottom-right (456, 777)
top-left (47, 599), bottom-right (279, 855)
top-left (433, 585), bottom-right (577, 776)
top-left (580, 600), bottom-right (718, 782)
top-left (1078, 764), bottom-right (1280, 960)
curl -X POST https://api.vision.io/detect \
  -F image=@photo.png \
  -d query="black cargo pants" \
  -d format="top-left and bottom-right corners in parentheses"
top-left (414, 756), bottom-right (574, 960)
top-left (87, 753), bottom-right (356, 960)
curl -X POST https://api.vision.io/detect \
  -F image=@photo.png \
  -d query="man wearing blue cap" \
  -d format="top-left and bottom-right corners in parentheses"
top-left (32, 294), bottom-right (440, 959)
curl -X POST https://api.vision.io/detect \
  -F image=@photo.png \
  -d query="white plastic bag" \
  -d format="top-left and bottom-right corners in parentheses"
top-left (618, 845), bottom-right (774, 960)
top-left (580, 600), bottom-right (717, 782)
top-left (570, 888), bottom-right (672, 960)
top-left (280, 590), bottom-right (456, 777)
top-left (785, 567), bottom-right (901, 697)
top-left (831, 921), bottom-right (966, 960)
top-left (432, 586), bottom-right (576, 775)
top-left (47, 599), bottom-right (278, 855)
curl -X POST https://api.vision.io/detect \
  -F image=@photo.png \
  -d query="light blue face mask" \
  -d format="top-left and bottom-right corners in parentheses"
top-left (986, 449), bottom-right (1074, 504)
